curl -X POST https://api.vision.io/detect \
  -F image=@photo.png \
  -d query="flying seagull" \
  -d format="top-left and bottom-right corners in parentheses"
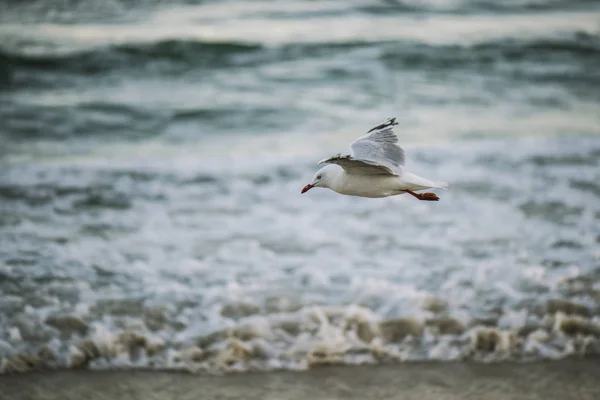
top-left (301, 118), bottom-right (447, 200)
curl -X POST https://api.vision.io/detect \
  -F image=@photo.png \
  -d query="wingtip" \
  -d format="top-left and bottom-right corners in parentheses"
top-left (367, 117), bottom-right (398, 133)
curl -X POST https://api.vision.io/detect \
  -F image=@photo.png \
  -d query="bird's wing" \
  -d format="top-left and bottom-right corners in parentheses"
top-left (348, 117), bottom-right (405, 176)
top-left (318, 154), bottom-right (396, 175)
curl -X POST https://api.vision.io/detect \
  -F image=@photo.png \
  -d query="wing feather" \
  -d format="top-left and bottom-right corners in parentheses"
top-left (318, 118), bottom-right (406, 176)
top-left (351, 118), bottom-right (405, 175)
top-left (318, 155), bottom-right (395, 175)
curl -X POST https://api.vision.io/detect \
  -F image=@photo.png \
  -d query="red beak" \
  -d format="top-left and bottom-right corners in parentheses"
top-left (301, 184), bottom-right (314, 194)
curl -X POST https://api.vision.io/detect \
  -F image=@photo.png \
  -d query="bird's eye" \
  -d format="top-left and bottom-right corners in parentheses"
top-left (317, 175), bottom-right (322, 180)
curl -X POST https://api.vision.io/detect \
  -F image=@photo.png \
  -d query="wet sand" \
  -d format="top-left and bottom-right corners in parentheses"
top-left (1, 358), bottom-right (600, 400)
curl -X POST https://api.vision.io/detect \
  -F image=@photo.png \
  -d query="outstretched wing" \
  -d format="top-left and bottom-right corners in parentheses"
top-left (318, 154), bottom-right (396, 175)
top-left (317, 118), bottom-right (405, 176)
top-left (349, 117), bottom-right (405, 175)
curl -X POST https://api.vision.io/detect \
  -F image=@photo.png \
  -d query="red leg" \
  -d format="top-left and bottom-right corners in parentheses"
top-left (405, 190), bottom-right (440, 201)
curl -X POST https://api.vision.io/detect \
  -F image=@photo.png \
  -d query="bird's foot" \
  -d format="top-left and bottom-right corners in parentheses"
top-left (419, 192), bottom-right (440, 201)
top-left (405, 190), bottom-right (440, 201)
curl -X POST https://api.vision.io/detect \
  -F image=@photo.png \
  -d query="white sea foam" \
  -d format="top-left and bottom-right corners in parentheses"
top-left (1, 0), bottom-right (599, 375)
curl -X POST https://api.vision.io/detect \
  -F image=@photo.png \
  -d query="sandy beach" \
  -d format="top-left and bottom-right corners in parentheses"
top-left (1, 358), bottom-right (600, 400)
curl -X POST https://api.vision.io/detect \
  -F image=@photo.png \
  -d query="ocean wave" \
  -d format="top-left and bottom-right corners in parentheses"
top-left (2, 33), bottom-right (597, 80)
top-left (1, 137), bottom-right (599, 374)
top-left (359, 0), bottom-right (600, 14)
top-left (2, 0), bottom-right (598, 25)
top-left (1, 300), bottom-right (599, 374)
top-left (380, 34), bottom-right (600, 69)
top-left (0, 39), bottom-right (263, 75)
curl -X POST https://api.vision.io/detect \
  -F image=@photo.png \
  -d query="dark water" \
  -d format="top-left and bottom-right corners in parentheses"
top-left (0, 0), bottom-right (599, 373)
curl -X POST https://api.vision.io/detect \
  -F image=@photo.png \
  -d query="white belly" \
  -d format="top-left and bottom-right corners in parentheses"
top-left (334, 174), bottom-right (401, 198)
top-left (333, 172), bottom-right (435, 198)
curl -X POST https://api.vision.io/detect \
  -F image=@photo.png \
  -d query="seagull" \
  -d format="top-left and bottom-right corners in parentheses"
top-left (301, 118), bottom-right (447, 201)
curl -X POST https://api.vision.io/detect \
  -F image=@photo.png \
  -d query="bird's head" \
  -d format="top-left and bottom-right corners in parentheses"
top-left (301, 165), bottom-right (337, 194)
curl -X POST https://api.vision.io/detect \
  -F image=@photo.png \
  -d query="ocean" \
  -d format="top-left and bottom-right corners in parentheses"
top-left (0, 0), bottom-right (599, 374)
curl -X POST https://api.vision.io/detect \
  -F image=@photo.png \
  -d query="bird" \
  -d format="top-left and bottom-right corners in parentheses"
top-left (301, 118), bottom-right (447, 201)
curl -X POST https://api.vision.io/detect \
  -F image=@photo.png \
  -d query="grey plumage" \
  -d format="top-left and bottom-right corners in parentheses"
top-left (318, 118), bottom-right (406, 176)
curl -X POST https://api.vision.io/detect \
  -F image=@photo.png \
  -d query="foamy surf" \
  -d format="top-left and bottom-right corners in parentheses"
top-left (1, 0), bottom-right (599, 379)
top-left (1, 297), bottom-right (599, 374)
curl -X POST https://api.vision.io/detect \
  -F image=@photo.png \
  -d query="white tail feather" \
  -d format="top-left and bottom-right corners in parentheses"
top-left (433, 181), bottom-right (448, 190)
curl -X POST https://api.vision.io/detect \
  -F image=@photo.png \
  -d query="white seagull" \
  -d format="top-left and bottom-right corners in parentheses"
top-left (301, 118), bottom-right (447, 201)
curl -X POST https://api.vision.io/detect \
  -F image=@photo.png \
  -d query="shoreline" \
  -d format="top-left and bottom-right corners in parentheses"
top-left (1, 358), bottom-right (600, 400)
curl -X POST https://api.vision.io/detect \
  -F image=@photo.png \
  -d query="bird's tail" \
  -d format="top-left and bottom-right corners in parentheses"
top-left (433, 181), bottom-right (449, 190)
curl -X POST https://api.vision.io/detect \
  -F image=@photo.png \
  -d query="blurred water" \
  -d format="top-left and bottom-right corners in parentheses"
top-left (0, 0), bottom-right (599, 373)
